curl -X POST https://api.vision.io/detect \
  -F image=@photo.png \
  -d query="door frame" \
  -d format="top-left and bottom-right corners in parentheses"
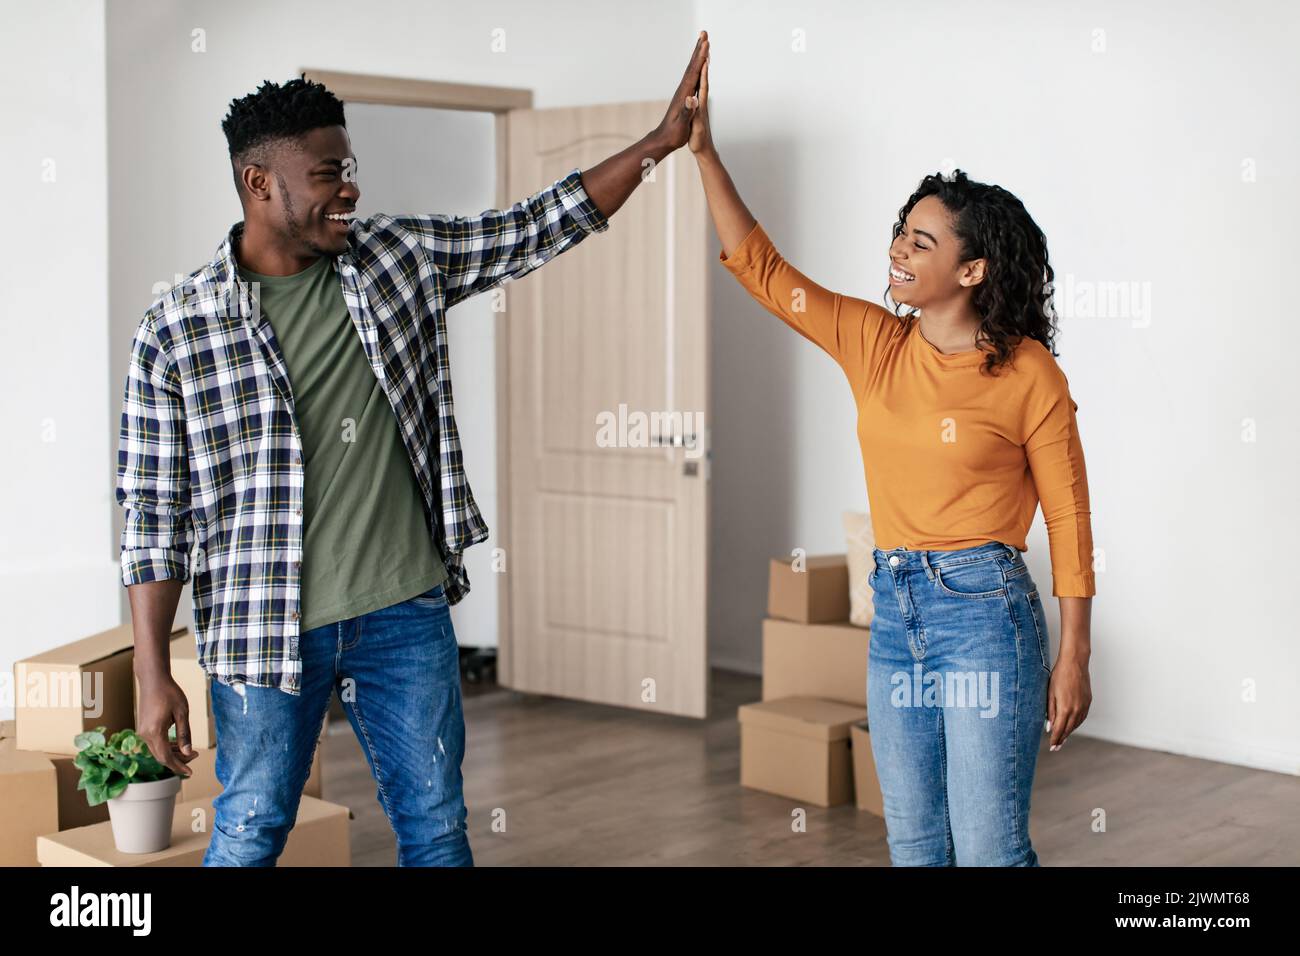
top-left (300, 68), bottom-right (534, 683)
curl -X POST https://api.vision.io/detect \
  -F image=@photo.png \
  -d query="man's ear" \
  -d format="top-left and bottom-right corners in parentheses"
top-left (241, 163), bottom-right (272, 202)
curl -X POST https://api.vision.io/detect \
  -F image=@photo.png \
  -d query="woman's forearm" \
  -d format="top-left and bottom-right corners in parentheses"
top-left (693, 147), bottom-right (757, 258)
top-left (1058, 596), bottom-right (1092, 661)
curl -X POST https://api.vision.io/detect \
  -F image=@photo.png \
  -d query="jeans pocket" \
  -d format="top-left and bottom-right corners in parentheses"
top-left (1002, 554), bottom-right (1030, 582)
top-left (933, 557), bottom-right (1007, 599)
top-left (1026, 588), bottom-right (1052, 673)
top-left (411, 582), bottom-right (448, 609)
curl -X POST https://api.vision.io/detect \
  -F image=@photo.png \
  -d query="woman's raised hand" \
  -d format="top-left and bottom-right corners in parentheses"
top-left (687, 40), bottom-right (713, 156)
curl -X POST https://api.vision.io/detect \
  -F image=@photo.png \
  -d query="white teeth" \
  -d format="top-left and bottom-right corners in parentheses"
top-left (890, 265), bottom-right (915, 281)
top-left (325, 213), bottom-right (352, 221)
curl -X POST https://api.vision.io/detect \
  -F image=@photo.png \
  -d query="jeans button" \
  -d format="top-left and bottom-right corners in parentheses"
top-left (889, 556), bottom-right (900, 567)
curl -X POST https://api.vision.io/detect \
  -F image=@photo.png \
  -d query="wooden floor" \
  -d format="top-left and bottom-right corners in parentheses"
top-left (321, 669), bottom-right (1300, 866)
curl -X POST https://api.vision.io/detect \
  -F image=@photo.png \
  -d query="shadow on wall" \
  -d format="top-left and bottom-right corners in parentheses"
top-left (707, 135), bottom-right (801, 675)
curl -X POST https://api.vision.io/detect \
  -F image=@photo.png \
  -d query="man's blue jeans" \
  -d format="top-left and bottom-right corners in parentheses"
top-left (201, 581), bottom-right (472, 866)
top-left (867, 542), bottom-right (1051, 867)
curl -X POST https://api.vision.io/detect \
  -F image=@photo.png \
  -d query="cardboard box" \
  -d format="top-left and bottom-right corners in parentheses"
top-left (0, 720), bottom-right (59, 866)
top-left (762, 618), bottom-right (869, 707)
top-left (176, 745), bottom-right (219, 802)
top-left (133, 630), bottom-right (216, 751)
top-left (36, 794), bottom-right (351, 867)
top-left (178, 715), bottom-right (326, 802)
top-left (303, 718), bottom-right (325, 799)
top-left (3, 719), bottom-right (112, 842)
top-left (44, 751), bottom-right (112, 831)
top-left (849, 721), bottom-right (885, 817)
top-left (768, 554), bottom-right (851, 623)
top-left (12, 622), bottom-right (181, 756)
top-left (738, 697), bottom-right (866, 807)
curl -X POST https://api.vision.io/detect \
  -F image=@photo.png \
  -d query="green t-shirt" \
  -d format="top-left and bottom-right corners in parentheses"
top-left (240, 254), bottom-right (448, 631)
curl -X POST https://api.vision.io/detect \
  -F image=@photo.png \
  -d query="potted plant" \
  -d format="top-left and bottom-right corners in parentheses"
top-left (73, 726), bottom-right (181, 853)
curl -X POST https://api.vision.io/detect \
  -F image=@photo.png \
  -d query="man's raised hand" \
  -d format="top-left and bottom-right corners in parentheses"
top-left (656, 31), bottom-right (709, 151)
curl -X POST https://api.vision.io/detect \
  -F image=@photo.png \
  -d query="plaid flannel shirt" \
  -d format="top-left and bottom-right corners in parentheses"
top-left (117, 168), bottom-right (609, 695)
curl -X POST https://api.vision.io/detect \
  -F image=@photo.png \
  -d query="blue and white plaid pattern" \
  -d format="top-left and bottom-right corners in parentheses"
top-left (117, 169), bottom-right (609, 695)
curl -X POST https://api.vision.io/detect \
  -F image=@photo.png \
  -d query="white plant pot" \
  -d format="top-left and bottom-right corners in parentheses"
top-left (106, 775), bottom-right (182, 853)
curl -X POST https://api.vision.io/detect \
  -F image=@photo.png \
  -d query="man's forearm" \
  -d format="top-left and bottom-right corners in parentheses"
top-left (128, 579), bottom-right (184, 682)
top-left (579, 130), bottom-right (677, 220)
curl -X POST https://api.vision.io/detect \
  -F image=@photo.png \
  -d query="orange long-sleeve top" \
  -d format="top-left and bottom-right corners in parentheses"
top-left (721, 221), bottom-right (1096, 598)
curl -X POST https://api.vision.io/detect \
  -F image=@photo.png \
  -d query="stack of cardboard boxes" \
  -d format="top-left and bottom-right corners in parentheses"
top-left (739, 555), bottom-right (885, 815)
top-left (1, 622), bottom-right (349, 866)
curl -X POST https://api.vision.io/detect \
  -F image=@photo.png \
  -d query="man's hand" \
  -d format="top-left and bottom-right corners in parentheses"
top-left (127, 578), bottom-right (194, 777)
top-left (136, 669), bottom-right (197, 778)
top-left (654, 31), bottom-right (709, 151)
top-left (578, 32), bottom-right (709, 219)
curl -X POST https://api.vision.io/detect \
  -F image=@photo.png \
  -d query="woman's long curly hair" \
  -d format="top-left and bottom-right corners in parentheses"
top-left (885, 170), bottom-right (1060, 375)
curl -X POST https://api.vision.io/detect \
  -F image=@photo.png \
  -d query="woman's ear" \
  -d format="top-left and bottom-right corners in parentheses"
top-left (959, 259), bottom-right (988, 288)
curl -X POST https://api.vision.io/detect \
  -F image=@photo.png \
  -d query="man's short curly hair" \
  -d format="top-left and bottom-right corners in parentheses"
top-left (221, 76), bottom-right (346, 197)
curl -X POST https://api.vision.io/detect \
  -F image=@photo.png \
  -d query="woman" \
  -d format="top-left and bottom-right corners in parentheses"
top-left (686, 36), bottom-right (1094, 866)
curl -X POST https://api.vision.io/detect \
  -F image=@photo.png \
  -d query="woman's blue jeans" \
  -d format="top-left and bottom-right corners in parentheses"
top-left (201, 581), bottom-right (472, 866)
top-left (867, 541), bottom-right (1052, 866)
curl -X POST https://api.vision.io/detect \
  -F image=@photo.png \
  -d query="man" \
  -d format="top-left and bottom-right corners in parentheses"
top-left (119, 35), bottom-right (709, 866)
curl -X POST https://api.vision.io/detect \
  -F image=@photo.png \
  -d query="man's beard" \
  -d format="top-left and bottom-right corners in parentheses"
top-left (279, 177), bottom-right (338, 258)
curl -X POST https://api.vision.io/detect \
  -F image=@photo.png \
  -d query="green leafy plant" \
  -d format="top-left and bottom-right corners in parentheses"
top-left (73, 726), bottom-right (175, 806)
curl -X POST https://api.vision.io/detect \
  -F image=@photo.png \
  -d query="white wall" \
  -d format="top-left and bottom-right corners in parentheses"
top-left (697, 0), bottom-right (1300, 773)
top-left (345, 103), bottom-right (499, 648)
top-left (0, 1), bottom-right (112, 720)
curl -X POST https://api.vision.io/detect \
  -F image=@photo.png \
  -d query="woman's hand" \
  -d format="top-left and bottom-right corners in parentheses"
top-left (687, 41), bottom-right (713, 156)
top-left (1046, 652), bottom-right (1091, 751)
top-left (1047, 596), bottom-right (1092, 750)
top-left (687, 35), bottom-right (755, 257)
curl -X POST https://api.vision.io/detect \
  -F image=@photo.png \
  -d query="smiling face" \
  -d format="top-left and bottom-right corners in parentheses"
top-left (241, 125), bottom-right (360, 258)
top-left (887, 194), bottom-right (985, 307)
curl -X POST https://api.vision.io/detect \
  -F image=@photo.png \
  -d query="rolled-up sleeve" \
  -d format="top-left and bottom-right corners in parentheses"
top-left (116, 313), bottom-right (192, 586)
top-left (1024, 367), bottom-right (1096, 598)
top-left (389, 168), bottom-right (610, 309)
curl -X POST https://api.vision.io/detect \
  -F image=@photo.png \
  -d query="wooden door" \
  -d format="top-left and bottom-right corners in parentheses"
top-left (500, 101), bottom-right (709, 718)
